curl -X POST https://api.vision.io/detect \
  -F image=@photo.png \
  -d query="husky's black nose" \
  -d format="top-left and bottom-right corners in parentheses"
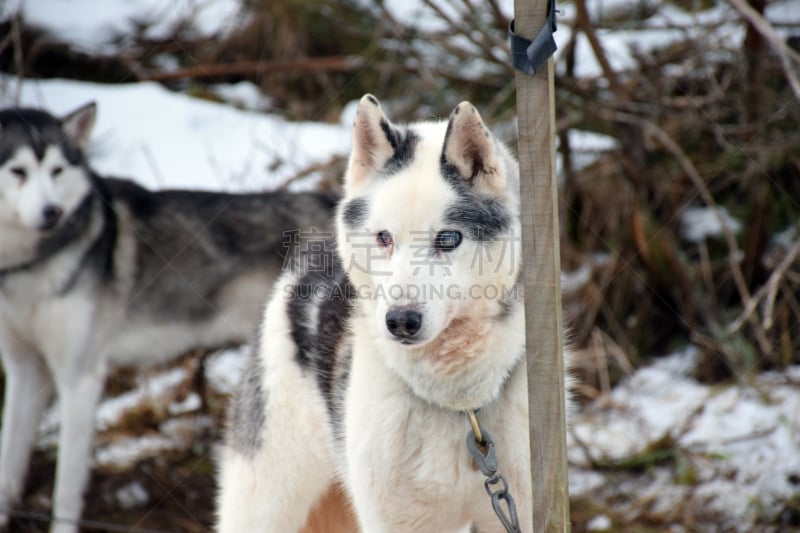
top-left (41, 204), bottom-right (63, 230)
top-left (386, 307), bottom-right (423, 340)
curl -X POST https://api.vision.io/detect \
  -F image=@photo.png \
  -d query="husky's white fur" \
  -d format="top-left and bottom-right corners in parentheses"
top-left (218, 95), bottom-right (543, 532)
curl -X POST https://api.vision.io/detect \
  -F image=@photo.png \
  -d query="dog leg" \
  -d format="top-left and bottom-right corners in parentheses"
top-left (0, 350), bottom-right (53, 529)
top-left (50, 372), bottom-right (104, 533)
top-left (218, 279), bottom-right (338, 532)
top-left (218, 434), bottom-right (337, 533)
top-left (217, 362), bottom-right (337, 532)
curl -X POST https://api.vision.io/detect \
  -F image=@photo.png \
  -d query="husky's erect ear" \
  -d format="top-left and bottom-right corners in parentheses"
top-left (61, 101), bottom-right (96, 148)
top-left (442, 102), bottom-right (504, 195)
top-left (345, 94), bottom-right (398, 193)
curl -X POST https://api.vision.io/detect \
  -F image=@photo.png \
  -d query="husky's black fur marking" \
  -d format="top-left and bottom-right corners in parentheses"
top-left (442, 194), bottom-right (510, 242)
top-left (51, 193), bottom-right (115, 295)
top-left (379, 122), bottom-right (419, 177)
top-left (228, 344), bottom-right (267, 458)
top-left (0, 108), bottom-right (82, 165)
top-left (287, 250), bottom-right (354, 419)
top-left (342, 197), bottom-right (368, 229)
top-left (438, 111), bottom-right (512, 242)
top-left (439, 159), bottom-right (511, 242)
top-left (330, 343), bottom-right (352, 441)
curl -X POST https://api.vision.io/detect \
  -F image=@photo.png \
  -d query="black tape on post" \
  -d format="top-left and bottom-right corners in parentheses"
top-left (509, 0), bottom-right (558, 75)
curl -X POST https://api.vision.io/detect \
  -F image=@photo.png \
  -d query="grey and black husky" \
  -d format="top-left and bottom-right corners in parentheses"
top-left (218, 95), bottom-right (547, 532)
top-left (0, 103), bottom-right (335, 533)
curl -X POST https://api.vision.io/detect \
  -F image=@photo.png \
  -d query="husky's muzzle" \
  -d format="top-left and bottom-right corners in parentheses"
top-left (385, 305), bottom-right (423, 344)
top-left (40, 204), bottom-right (63, 230)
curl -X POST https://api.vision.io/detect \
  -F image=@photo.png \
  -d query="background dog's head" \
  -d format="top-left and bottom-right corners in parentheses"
top-left (0, 102), bottom-right (96, 232)
top-left (337, 94), bottom-right (522, 350)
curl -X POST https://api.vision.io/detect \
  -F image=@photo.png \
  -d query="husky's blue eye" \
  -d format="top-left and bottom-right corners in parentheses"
top-left (434, 230), bottom-right (462, 251)
top-left (376, 230), bottom-right (393, 248)
top-left (10, 167), bottom-right (26, 181)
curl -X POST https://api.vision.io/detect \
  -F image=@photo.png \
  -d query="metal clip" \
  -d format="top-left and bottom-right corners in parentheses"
top-left (466, 428), bottom-right (498, 477)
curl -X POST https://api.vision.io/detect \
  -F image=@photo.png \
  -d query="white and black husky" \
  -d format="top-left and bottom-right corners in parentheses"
top-left (218, 95), bottom-right (538, 532)
top-left (0, 103), bottom-right (336, 533)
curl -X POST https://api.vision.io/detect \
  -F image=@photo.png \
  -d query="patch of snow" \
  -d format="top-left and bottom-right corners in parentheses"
top-left (211, 81), bottom-right (274, 112)
top-left (340, 98), bottom-right (361, 129)
top-left (96, 367), bottom-right (190, 430)
top-left (766, 0), bottom-right (800, 27)
top-left (38, 366), bottom-right (193, 450)
top-left (93, 415), bottom-right (215, 470)
top-left (379, 0), bottom-right (460, 33)
top-left (558, 130), bottom-right (620, 174)
top-left (168, 392), bottom-right (202, 416)
top-left (587, 514), bottom-right (612, 531)
top-left (95, 433), bottom-right (177, 469)
top-left (681, 205), bottom-right (742, 243)
top-left (115, 481), bottom-right (150, 510)
top-left (160, 415), bottom-right (215, 444)
top-left (561, 264), bottom-right (592, 294)
top-left (772, 224), bottom-right (799, 249)
top-left (570, 346), bottom-right (708, 462)
top-left (570, 346), bottom-right (800, 530)
top-left (647, 3), bottom-right (736, 30)
top-left (205, 346), bottom-right (250, 395)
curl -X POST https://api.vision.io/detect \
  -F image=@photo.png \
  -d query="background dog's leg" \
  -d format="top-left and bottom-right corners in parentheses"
top-left (50, 373), bottom-right (104, 533)
top-left (0, 350), bottom-right (53, 528)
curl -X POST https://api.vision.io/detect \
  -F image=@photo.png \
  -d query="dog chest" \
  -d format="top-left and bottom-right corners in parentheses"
top-left (342, 344), bottom-right (499, 527)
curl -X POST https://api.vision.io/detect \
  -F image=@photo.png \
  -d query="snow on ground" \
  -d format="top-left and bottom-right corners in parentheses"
top-left (681, 205), bottom-right (743, 244)
top-left (570, 347), bottom-right (800, 530)
top-left (204, 345), bottom-right (251, 395)
top-left (34, 345), bottom-right (248, 470)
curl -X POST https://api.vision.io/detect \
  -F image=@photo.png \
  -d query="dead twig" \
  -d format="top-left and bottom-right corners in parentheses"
top-left (727, 0), bottom-right (800, 102)
top-left (573, 0), bottom-right (628, 101)
top-left (729, 238), bottom-right (800, 332)
top-left (422, 0), bottom-right (506, 65)
top-left (275, 155), bottom-right (344, 191)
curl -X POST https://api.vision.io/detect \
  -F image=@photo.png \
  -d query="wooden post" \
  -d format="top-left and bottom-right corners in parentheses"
top-left (514, 1), bottom-right (570, 531)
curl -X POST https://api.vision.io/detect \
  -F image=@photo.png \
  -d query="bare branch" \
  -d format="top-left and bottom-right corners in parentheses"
top-left (727, 0), bottom-right (800, 102)
top-left (573, 0), bottom-right (628, 101)
top-left (728, 238), bottom-right (800, 332)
